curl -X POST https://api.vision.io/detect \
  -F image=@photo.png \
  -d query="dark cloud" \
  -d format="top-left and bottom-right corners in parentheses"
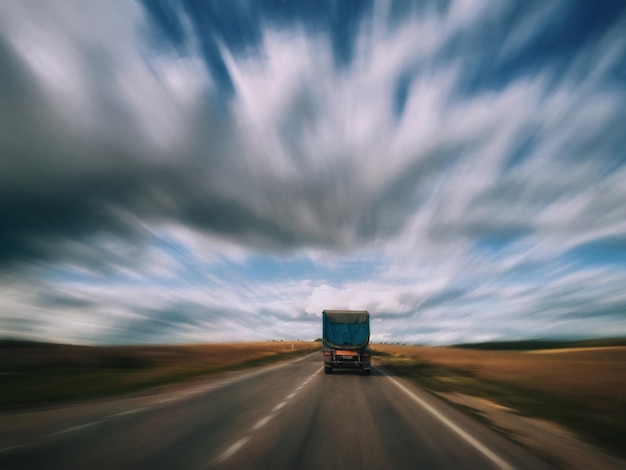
top-left (0, 26), bottom-right (148, 265)
top-left (35, 292), bottom-right (98, 310)
top-left (2, 1), bottom-right (625, 270)
top-left (0, 8), bottom-right (355, 271)
top-left (1, 315), bottom-right (46, 337)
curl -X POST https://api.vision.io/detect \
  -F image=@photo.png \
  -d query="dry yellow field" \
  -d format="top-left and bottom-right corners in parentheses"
top-left (372, 343), bottom-right (626, 456)
top-left (372, 344), bottom-right (626, 407)
top-left (0, 340), bottom-right (320, 409)
top-left (525, 346), bottom-right (624, 354)
top-left (2, 341), bottom-right (318, 367)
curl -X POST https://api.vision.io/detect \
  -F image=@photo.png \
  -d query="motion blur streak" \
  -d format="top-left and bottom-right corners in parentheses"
top-left (0, 354), bottom-right (556, 469)
top-left (0, 1), bottom-right (625, 345)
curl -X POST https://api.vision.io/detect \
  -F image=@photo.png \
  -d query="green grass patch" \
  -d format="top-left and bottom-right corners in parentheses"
top-left (372, 350), bottom-right (626, 458)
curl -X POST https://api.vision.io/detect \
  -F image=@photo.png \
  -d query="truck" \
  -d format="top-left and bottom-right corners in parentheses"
top-left (322, 309), bottom-right (371, 375)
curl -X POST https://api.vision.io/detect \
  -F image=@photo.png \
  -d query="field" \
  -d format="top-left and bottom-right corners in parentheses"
top-left (372, 344), bottom-right (626, 457)
top-left (4, 339), bottom-right (623, 458)
top-left (0, 340), bottom-right (320, 410)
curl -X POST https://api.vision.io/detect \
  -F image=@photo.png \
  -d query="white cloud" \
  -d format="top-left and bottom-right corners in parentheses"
top-left (1, 1), bottom-right (625, 344)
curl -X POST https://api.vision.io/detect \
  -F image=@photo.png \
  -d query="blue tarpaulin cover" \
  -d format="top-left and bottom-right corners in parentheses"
top-left (322, 310), bottom-right (370, 349)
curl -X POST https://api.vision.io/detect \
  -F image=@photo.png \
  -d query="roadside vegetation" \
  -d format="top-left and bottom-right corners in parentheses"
top-left (0, 340), bottom-right (320, 410)
top-left (372, 341), bottom-right (626, 458)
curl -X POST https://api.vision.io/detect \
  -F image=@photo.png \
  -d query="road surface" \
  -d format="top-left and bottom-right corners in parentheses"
top-left (0, 352), bottom-right (556, 469)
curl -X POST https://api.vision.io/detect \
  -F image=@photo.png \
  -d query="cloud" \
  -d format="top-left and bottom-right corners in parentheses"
top-left (1, 1), bottom-right (625, 344)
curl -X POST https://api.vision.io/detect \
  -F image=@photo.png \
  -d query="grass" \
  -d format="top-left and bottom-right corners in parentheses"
top-left (372, 345), bottom-right (626, 458)
top-left (0, 340), bottom-right (320, 410)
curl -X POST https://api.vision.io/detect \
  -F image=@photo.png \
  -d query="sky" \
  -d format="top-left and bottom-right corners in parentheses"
top-left (1, 0), bottom-right (625, 345)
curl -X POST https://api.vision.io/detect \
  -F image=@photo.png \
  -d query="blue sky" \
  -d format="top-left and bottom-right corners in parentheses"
top-left (0, 0), bottom-right (625, 345)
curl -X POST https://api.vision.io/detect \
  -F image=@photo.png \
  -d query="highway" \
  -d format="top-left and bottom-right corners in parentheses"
top-left (0, 352), bottom-right (556, 469)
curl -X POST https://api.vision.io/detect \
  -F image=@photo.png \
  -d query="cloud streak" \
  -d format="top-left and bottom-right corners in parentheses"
top-left (1, 0), bottom-right (625, 344)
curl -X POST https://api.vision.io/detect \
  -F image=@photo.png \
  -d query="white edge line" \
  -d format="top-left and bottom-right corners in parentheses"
top-left (376, 367), bottom-right (514, 470)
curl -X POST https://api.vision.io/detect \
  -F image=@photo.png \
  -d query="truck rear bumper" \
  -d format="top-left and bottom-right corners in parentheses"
top-left (325, 360), bottom-right (371, 370)
top-left (323, 349), bottom-right (371, 370)
top-left (324, 361), bottom-right (372, 370)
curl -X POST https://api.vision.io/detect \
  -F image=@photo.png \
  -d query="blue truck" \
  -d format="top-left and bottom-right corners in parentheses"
top-left (322, 310), bottom-right (371, 375)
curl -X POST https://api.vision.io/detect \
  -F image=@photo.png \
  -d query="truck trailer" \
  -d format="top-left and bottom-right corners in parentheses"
top-left (322, 309), bottom-right (371, 375)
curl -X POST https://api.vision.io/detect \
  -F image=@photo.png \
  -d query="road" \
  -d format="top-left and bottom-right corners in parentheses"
top-left (0, 352), bottom-right (556, 469)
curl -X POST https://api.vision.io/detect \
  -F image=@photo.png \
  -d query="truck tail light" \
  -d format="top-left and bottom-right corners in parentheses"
top-left (362, 352), bottom-right (369, 357)
top-left (323, 351), bottom-right (332, 356)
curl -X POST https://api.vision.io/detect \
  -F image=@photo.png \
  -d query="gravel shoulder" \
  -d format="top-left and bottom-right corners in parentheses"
top-left (439, 391), bottom-right (625, 470)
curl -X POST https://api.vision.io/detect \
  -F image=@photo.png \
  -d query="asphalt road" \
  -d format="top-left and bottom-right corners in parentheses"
top-left (0, 352), bottom-right (556, 469)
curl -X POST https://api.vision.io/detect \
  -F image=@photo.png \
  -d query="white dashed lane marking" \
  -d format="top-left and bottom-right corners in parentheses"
top-left (50, 420), bottom-right (104, 436)
top-left (108, 407), bottom-right (147, 418)
top-left (215, 437), bottom-right (250, 464)
top-left (272, 401), bottom-right (287, 411)
top-left (0, 444), bottom-right (29, 454)
top-left (211, 366), bottom-right (322, 466)
top-left (0, 352), bottom-right (322, 458)
top-left (252, 415), bottom-right (273, 430)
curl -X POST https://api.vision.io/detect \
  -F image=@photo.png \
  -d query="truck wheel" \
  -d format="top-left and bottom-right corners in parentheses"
top-left (324, 366), bottom-right (332, 374)
top-left (362, 369), bottom-right (371, 376)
